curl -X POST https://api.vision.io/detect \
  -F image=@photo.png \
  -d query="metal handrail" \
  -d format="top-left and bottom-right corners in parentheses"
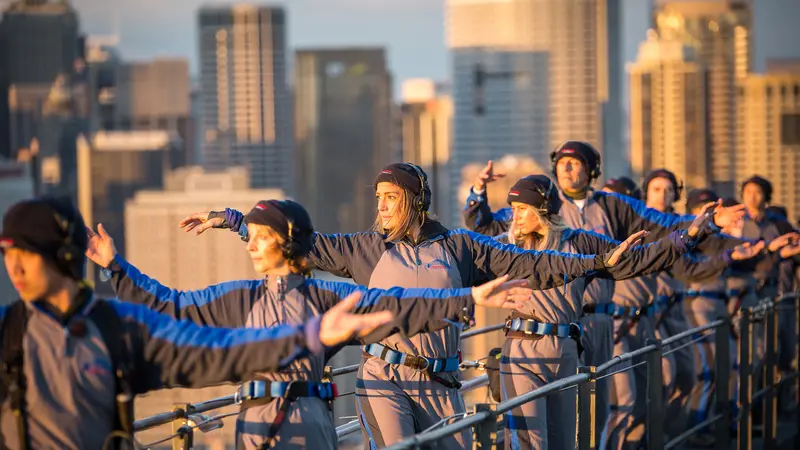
top-left (135, 292), bottom-right (800, 445)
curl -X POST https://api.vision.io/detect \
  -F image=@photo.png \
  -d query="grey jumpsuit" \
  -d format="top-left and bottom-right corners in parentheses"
top-left (493, 227), bottom-right (700, 450)
top-left (106, 254), bottom-right (481, 449)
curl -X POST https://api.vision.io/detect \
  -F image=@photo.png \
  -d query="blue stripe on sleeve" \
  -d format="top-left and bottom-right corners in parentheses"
top-left (449, 228), bottom-right (595, 259)
top-left (570, 228), bottom-right (621, 246)
top-left (306, 279), bottom-right (472, 308)
top-left (493, 207), bottom-right (512, 223)
top-left (0, 305), bottom-right (7, 321)
top-left (116, 255), bottom-right (261, 309)
top-left (109, 300), bottom-right (301, 349)
top-left (596, 191), bottom-right (690, 229)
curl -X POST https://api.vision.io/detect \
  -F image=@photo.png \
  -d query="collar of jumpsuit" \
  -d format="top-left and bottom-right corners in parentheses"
top-left (265, 273), bottom-right (306, 295)
top-left (395, 219), bottom-right (449, 246)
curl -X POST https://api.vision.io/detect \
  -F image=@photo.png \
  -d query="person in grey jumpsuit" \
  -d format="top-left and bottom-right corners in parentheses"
top-left (465, 142), bottom-right (748, 440)
top-left (486, 174), bottom-right (718, 450)
top-left (86, 199), bottom-right (534, 450)
top-left (0, 196), bottom-right (397, 450)
top-left (180, 163), bottom-right (708, 449)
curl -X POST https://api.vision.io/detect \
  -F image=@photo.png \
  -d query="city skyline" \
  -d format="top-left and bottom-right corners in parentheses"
top-left (69, 0), bottom-right (800, 98)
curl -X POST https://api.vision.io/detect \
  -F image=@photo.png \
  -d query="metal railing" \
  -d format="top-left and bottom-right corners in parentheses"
top-left (133, 294), bottom-right (800, 449)
top-left (133, 320), bottom-right (505, 447)
top-left (380, 293), bottom-right (800, 450)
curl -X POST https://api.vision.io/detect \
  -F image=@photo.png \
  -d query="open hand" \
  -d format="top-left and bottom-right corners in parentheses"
top-left (688, 201), bottom-right (717, 238)
top-left (730, 241), bottom-right (766, 261)
top-left (779, 241), bottom-right (800, 259)
top-left (472, 275), bottom-right (533, 309)
top-left (713, 202), bottom-right (747, 230)
top-left (473, 160), bottom-right (506, 192)
top-left (85, 224), bottom-right (117, 268)
top-left (178, 211), bottom-right (223, 235)
top-left (606, 230), bottom-right (649, 267)
top-left (319, 292), bottom-right (394, 347)
top-left (767, 232), bottom-right (800, 253)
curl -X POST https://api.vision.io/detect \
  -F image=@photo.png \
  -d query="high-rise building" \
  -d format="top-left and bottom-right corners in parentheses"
top-left (84, 42), bottom-right (195, 169)
top-left (124, 165), bottom-right (282, 448)
top-left (654, 0), bottom-right (752, 197)
top-left (735, 66), bottom-right (800, 222)
top-left (197, 5), bottom-right (292, 191)
top-left (446, 0), bottom-right (610, 225)
top-left (294, 48), bottom-right (392, 234)
top-left (400, 79), bottom-right (454, 226)
top-left (0, 0), bottom-right (83, 159)
top-left (0, 160), bottom-right (34, 304)
top-left (76, 130), bottom-right (179, 295)
top-left (629, 31), bottom-right (708, 210)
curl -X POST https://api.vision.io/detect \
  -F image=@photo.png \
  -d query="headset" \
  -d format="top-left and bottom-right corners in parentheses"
top-left (53, 207), bottom-right (83, 279)
top-left (265, 200), bottom-right (297, 261)
top-left (403, 163), bottom-right (428, 213)
top-left (549, 141), bottom-right (602, 180)
top-left (516, 175), bottom-right (558, 214)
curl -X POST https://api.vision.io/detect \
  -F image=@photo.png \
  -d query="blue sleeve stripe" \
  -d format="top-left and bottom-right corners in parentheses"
top-left (598, 191), bottom-right (690, 228)
top-left (117, 255), bottom-right (261, 309)
top-left (110, 301), bottom-right (300, 349)
top-left (306, 279), bottom-right (471, 308)
top-left (494, 208), bottom-right (512, 222)
top-left (0, 305), bottom-right (7, 321)
top-left (449, 228), bottom-right (595, 260)
top-left (573, 229), bottom-right (621, 246)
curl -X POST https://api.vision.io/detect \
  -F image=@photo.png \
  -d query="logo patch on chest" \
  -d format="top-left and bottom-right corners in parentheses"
top-left (426, 259), bottom-right (449, 270)
top-left (82, 359), bottom-right (112, 377)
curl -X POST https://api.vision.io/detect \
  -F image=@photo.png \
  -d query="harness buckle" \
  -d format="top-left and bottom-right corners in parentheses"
top-left (409, 356), bottom-right (430, 371)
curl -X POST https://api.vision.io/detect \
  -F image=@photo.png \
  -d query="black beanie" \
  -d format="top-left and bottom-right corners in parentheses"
top-left (741, 175), bottom-right (773, 203)
top-left (721, 197), bottom-right (739, 208)
top-left (506, 175), bottom-right (562, 215)
top-left (685, 188), bottom-right (719, 213)
top-left (0, 196), bottom-right (87, 280)
top-left (374, 163), bottom-right (432, 211)
top-left (602, 177), bottom-right (642, 200)
top-left (642, 169), bottom-right (683, 201)
top-left (244, 200), bottom-right (315, 256)
top-left (550, 141), bottom-right (602, 180)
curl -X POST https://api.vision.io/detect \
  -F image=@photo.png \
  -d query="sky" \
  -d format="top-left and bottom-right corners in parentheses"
top-left (70, 0), bottom-right (800, 96)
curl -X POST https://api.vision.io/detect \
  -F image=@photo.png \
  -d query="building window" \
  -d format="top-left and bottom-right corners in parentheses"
top-left (782, 113), bottom-right (800, 146)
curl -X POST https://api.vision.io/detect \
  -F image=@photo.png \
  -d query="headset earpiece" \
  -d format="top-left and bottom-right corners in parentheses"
top-left (53, 212), bottom-right (81, 275)
top-left (404, 163), bottom-right (427, 212)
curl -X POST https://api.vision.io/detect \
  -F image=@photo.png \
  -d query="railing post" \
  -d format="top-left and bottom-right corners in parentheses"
top-left (764, 302), bottom-right (778, 450)
top-left (472, 403), bottom-right (497, 449)
top-left (577, 366), bottom-right (597, 450)
top-left (645, 339), bottom-right (664, 450)
top-left (714, 318), bottom-right (732, 450)
top-left (738, 309), bottom-right (753, 450)
top-left (171, 404), bottom-right (193, 450)
top-left (796, 295), bottom-right (800, 450)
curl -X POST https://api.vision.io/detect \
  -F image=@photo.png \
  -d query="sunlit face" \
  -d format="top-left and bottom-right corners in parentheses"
top-left (375, 182), bottom-right (405, 231)
top-left (646, 177), bottom-right (675, 212)
top-left (3, 247), bottom-right (60, 302)
top-left (245, 224), bottom-right (287, 274)
top-left (556, 156), bottom-right (589, 194)
top-left (511, 202), bottom-right (545, 237)
top-left (742, 183), bottom-right (766, 212)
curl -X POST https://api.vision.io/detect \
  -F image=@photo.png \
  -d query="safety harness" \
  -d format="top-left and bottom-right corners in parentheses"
top-left (0, 298), bottom-right (135, 450)
top-left (362, 343), bottom-right (464, 389)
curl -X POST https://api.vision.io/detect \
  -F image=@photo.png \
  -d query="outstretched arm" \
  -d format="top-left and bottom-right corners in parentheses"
top-left (463, 187), bottom-right (511, 236)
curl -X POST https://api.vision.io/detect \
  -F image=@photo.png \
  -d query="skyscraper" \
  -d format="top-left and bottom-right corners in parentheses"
top-left (654, 0), bottom-right (752, 197)
top-left (735, 64), bottom-right (800, 222)
top-left (0, 160), bottom-right (33, 304)
top-left (629, 31), bottom-right (708, 209)
top-left (0, 0), bottom-right (83, 159)
top-left (446, 0), bottom-right (610, 226)
top-left (294, 48), bottom-right (392, 234)
top-left (197, 5), bottom-right (292, 191)
top-left (400, 79), bottom-right (453, 226)
top-left (76, 130), bottom-right (179, 295)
